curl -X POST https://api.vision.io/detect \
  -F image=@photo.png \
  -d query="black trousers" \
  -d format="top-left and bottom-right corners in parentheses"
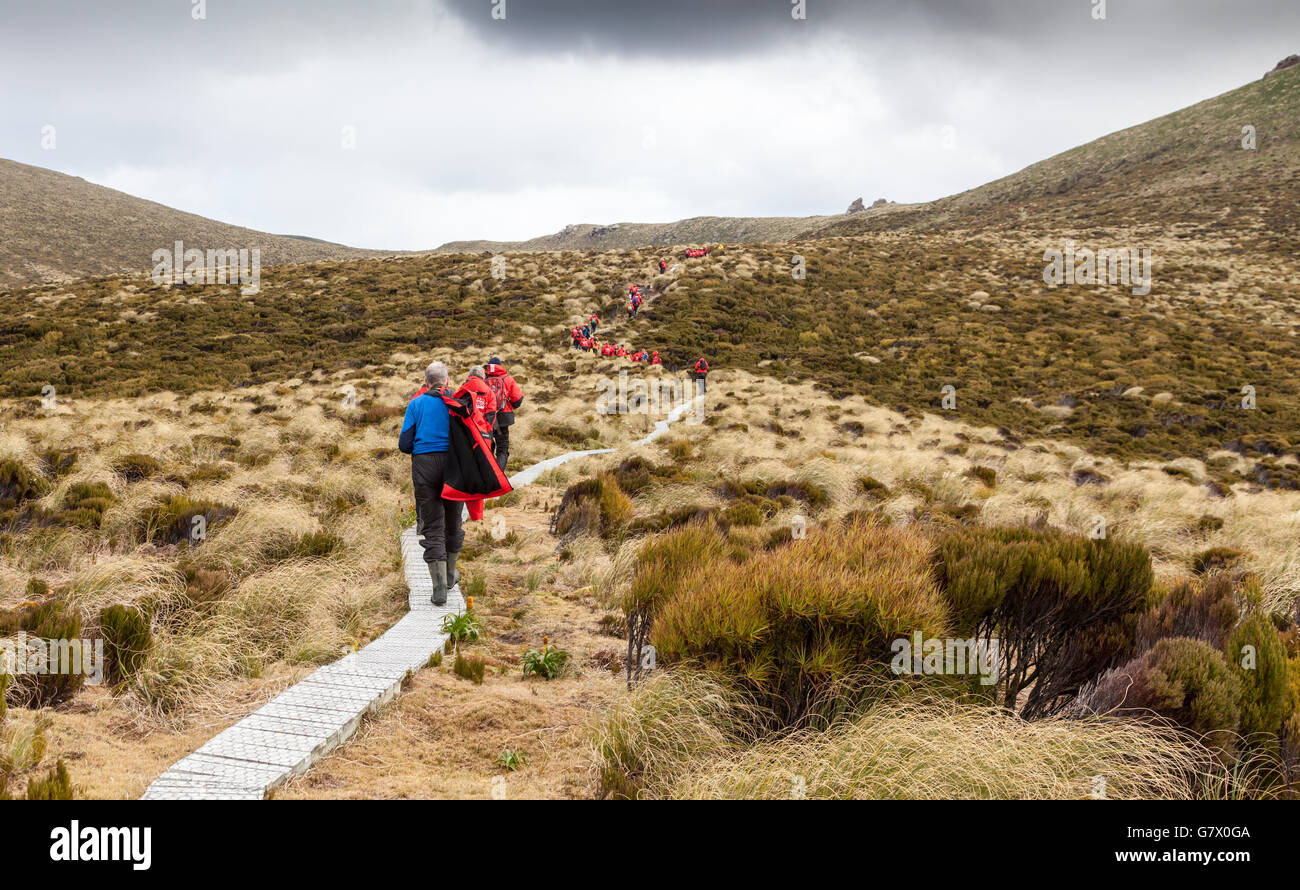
top-left (412, 451), bottom-right (463, 562)
top-left (493, 424), bottom-right (511, 472)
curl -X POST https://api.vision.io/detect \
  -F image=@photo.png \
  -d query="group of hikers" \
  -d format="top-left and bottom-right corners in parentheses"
top-left (568, 284), bottom-right (663, 365)
top-left (399, 357), bottom-right (523, 605)
top-left (399, 250), bottom-right (718, 606)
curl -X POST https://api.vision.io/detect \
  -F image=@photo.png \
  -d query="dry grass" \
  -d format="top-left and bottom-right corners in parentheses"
top-left (666, 692), bottom-right (1237, 800)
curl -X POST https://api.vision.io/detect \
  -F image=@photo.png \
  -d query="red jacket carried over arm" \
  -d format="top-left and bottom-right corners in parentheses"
top-left (439, 391), bottom-right (512, 503)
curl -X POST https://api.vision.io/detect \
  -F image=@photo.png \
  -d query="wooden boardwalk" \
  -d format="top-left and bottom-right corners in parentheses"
top-left (139, 394), bottom-right (700, 799)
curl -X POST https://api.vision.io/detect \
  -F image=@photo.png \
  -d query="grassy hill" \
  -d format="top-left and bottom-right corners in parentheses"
top-left (808, 61), bottom-right (1300, 243)
top-left (0, 159), bottom-right (385, 290)
top-left (434, 212), bottom-right (863, 254)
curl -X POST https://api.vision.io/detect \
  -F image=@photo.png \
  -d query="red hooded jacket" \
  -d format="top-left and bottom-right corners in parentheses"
top-left (454, 375), bottom-right (497, 435)
top-left (484, 362), bottom-right (523, 427)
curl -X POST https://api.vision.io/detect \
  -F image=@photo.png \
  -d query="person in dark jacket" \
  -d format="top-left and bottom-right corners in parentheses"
top-left (658, 259), bottom-right (667, 274)
top-left (398, 361), bottom-right (461, 605)
top-left (484, 357), bottom-right (524, 471)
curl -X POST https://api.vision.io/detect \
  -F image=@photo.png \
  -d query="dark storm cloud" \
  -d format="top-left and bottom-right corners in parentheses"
top-left (435, 0), bottom-right (1298, 59)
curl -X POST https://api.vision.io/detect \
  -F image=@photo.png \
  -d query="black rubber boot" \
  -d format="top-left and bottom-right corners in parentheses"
top-left (429, 560), bottom-right (448, 606)
top-left (447, 550), bottom-right (461, 590)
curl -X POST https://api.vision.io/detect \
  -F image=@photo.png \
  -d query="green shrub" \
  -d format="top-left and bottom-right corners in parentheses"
top-left (1137, 574), bottom-right (1239, 650)
top-left (99, 604), bottom-right (152, 685)
top-left (10, 600), bottom-right (86, 707)
top-left (626, 503), bottom-right (717, 535)
top-left (453, 652), bottom-right (486, 684)
top-left (550, 472), bottom-right (632, 540)
top-left (1192, 547), bottom-right (1247, 574)
top-left (39, 449), bottom-right (78, 478)
top-left (665, 439), bottom-right (694, 462)
top-left (721, 500), bottom-right (763, 527)
top-left (263, 531), bottom-right (342, 561)
top-left (611, 456), bottom-right (673, 494)
top-left (1084, 637), bottom-right (1243, 749)
top-left (625, 523), bottom-right (729, 622)
top-left (0, 459), bottom-right (47, 509)
top-left (933, 525), bottom-right (1155, 717)
top-left (652, 518), bottom-right (949, 724)
top-left (23, 760), bottom-right (74, 800)
top-left (764, 479), bottom-right (827, 507)
top-left (1225, 613), bottom-right (1295, 747)
top-left (535, 422), bottom-right (596, 446)
top-left (112, 453), bottom-right (160, 482)
top-left (137, 496), bottom-right (237, 545)
top-left (59, 481), bottom-right (115, 528)
top-left (855, 476), bottom-right (890, 498)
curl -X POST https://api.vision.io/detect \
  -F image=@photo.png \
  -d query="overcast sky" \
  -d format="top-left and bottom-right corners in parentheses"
top-left (2, 1), bottom-right (1296, 248)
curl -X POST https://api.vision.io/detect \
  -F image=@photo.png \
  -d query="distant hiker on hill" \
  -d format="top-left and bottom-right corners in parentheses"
top-left (651, 350), bottom-right (661, 365)
top-left (589, 313), bottom-right (600, 332)
top-left (627, 301), bottom-right (635, 319)
top-left (658, 259), bottom-right (667, 274)
top-left (693, 356), bottom-right (710, 393)
top-left (581, 323), bottom-right (591, 339)
top-left (484, 357), bottom-right (523, 471)
top-left (399, 361), bottom-right (509, 605)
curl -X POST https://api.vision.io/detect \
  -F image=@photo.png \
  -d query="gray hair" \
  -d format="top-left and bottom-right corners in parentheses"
top-left (424, 361), bottom-right (449, 388)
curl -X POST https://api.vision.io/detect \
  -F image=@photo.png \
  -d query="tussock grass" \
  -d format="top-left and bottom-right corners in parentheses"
top-left (668, 695), bottom-right (1237, 800)
top-left (586, 670), bottom-right (763, 799)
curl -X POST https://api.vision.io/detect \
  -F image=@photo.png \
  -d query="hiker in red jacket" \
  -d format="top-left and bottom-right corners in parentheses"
top-left (484, 357), bottom-right (523, 471)
top-left (627, 301), bottom-right (635, 319)
top-left (589, 313), bottom-right (599, 332)
top-left (658, 259), bottom-right (667, 274)
top-left (454, 367), bottom-right (497, 436)
top-left (651, 350), bottom-right (661, 365)
top-left (615, 345), bottom-right (628, 358)
top-left (693, 357), bottom-right (710, 393)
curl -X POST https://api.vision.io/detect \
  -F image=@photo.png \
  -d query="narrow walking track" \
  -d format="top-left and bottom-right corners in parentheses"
top-left (140, 396), bottom-right (702, 799)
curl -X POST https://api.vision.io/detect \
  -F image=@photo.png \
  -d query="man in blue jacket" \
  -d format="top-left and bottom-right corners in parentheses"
top-left (398, 361), bottom-right (462, 606)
